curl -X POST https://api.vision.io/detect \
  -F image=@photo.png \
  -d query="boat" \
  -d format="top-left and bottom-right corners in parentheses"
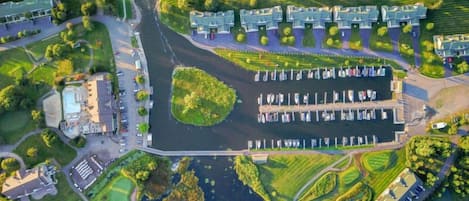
top-left (367, 89), bottom-right (372, 99)
top-left (358, 91), bottom-right (364, 101)
top-left (369, 66), bottom-right (375, 77)
top-left (371, 109), bottom-right (376, 119)
top-left (381, 110), bottom-right (388, 120)
top-left (333, 91), bottom-right (339, 102)
top-left (350, 68), bottom-right (355, 77)
top-left (371, 91), bottom-right (376, 100)
top-left (279, 93), bottom-right (284, 104)
top-left (306, 112), bottom-right (311, 122)
top-left (345, 67), bottom-right (350, 77)
top-left (294, 93), bottom-right (300, 104)
top-left (257, 94), bottom-right (262, 105)
top-left (270, 93), bottom-right (275, 104)
top-left (322, 111), bottom-right (331, 121)
top-left (315, 69), bottom-right (321, 80)
top-left (379, 67), bottom-right (386, 76)
top-left (355, 66), bottom-right (361, 77)
top-left (307, 70), bottom-right (314, 79)
top-left (322, 69), bottom-right (329, 79)
top-left (257, 113), bottom-right (262, 123)
top-left (300, 112), bottom-right (305, 121)
top-left (296, 70), bottom-right (302, 80)
top-left (431, 122), bottom-right (447, 129)
top-left (362, 66), bottom-right (368, 77)
top-left (271, 71), bottom-right (276, 81)
top-left (348, 90), bottom-right (354, 102)
top-left (330, 112), bottom-right (335, 121)
top-left (272, 112), bottom-right (279, 122)
top-left (263, 71), bottom-right (268, 81)
top-left (331, 68), bottom-right (336, 79)
top-left (261, 113), bottom-right (266, 123)
top-left (265, 113), bottom-right (271, 122)
top-left (341, 111), bottom-right (346, 120)
top-left (254, 71), bottom-right (260, 82)
top-left (280, 69), bottom-right (286, 81)
top-left (303, 94), bottom-right (309, 104)
top-left (357, 110), bottom-right (362, 120)
top-left (338, 68), bottom-right (346, 78)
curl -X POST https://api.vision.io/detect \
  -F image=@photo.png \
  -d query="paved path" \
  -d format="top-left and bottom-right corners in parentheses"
top-left (259, 100), bottom-right (401, 113)
top-left (0, 152), bottom-right (26, 170)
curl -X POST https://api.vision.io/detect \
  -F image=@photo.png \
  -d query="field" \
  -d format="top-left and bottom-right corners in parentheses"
top-left (299, 172), bottom-right (337, 201)
top-left (171, 67), bottom-right (237, 126)
top-left (258, 154), bottom-right (342, 201)
top-left (362, 150), bottom-right (395, 172)
top-left (41, 173), bottom-right (82, 201)
top-left (215, 49), bottom-right (403, 71)
top-left (0, 110), bottom-right (35, 145)
top-left (93, 176), bottom-right (135, 201)
top-left (339, 166), bottom-right (361, 186)
top-left (13, 132), bottom-right (77, 168)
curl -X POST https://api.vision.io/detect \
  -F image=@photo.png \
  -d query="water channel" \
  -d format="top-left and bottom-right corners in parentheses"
top-left (136, 0), bottom-right (403, 151)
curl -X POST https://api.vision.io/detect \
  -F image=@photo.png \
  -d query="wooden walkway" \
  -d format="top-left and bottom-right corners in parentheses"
top-left (259, 100), bottom-right (401, 113)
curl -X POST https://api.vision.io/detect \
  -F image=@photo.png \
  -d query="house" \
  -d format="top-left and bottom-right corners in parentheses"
top-left (376, 168), bottom-right (424, 201)
top-left (0, 0), bottom-right (53, 24)
top-left (189, 10), bottom-right (235, 34)
top-left (433, 34), bottom-right (469, 58)
top-left (86, 74), bottom-right (116, 134)
top-left (333, 5), bottom-right (379, 29)
top-left (286, 5), bottom-right (332, 29)
top-left (1, 164), bottom-right (57, 200)
top-left (240, 6), bottom-right (283, 32)
top-left (381, 3), bottom-right (427, 28)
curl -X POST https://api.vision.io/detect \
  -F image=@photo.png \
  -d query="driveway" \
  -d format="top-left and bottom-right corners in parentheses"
top-left (313, 28), bottom-right (325, 49)
top-left (293, 28), bottom-right (304, 48)
top-left (360, 29), bottom-right (372, 49)
top-left (411, 26), bottom-right (422, 67)
top-left (340, 29), bottom-right (352, 49)
top-left (388, 27), bottom-right (401, 54)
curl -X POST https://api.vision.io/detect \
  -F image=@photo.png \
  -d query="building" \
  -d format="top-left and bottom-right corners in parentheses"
top-left (381, 3), bottom-right (427, 28)
top-left (433, 34), bottom-right (469, 58)
top-left (189, 10), bottom-right (235, 34)
top-left (333, 6), bottom-right (379, 29)
top-left (376, 168), bottom-right (424, 201)
top-left (0, 0), bottom-right (53, 25)
top-left (86, 75), bottom-right (116, 134)
top-left (286, 5), bottom-right (332, 29)
top-left (240, 6), bottom-right (283, 32)
top-left (1, 165), bottom-right (56, 200)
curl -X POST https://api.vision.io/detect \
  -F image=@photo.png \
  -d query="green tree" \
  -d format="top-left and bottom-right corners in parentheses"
top-left (17, 31), bottom-right (24, 38)
top-left (136, 171), bottom-right (150, 181)
top-left (177, 0), bottom-right (189, 9)
top-left (260, 36), bottom-right (268, 46)
top-left (204, 0), bottom-right (218, 11)
top-left (138, 106), bottom-right (148, 116)
top-left (249, 0), bottom-right (257, 8)
top-left (26, 147), bottom-right (38, 158)
top-left (81, 2), bottom-right (96, 16)
top-left (287, 36), bottom-right (295, 45)
top-left (57, 59), bottom-right (74, 75)
top-left (138, 123), bottom-right (150, 133)
top-left (426, 22), bottom-right (434, 31)
top-left (31, 110), bottom-right (44, 127)
top-left (326, 38), bottom-right (334, 46)
top-left (329, 26), bottom-right (339, 36)
top-left (1, 158), bottom-right (20, 173)
top-left (402, 24), bottom-right (412, 33)
top-left (456, 61), bottom-right (469, 74)
top-left (24, 12), bottom-right (33, 20)
top-left (82, 16), bottom-right (94, 31)
top-left (183, 92), bottom-right (201, 112)
top-left (236, 33), bottom-right (246, 43)
top-left (234, 156), bottom-right (271, 201)
top-left (448, 124), bottom-right (458, 135)
top-left (135, 75), bottom-right (145, 84)
top-left (41, 129), bottom-right (58, 147)
top-left (377, 26), bottom-right (388, 36)
top-left (283, 27), bottom-right (292, 36)
top-left (136, 90), bottom-right (149, 101)
top-left (66, 22), bottom-right (73, 30)
top-left (0, 85), bottom-right (21, 112)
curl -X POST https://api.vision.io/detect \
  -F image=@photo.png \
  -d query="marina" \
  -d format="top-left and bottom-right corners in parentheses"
top-left (247, 135), bottom-right (379, 150)
top-left (254, 66), bottom-right (387, 82)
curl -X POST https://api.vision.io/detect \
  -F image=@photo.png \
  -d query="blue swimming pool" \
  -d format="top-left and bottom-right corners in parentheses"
top-left (63, 90), bottom-right (80, 115)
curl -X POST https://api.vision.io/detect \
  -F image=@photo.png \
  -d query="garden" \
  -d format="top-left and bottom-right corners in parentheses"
top-left (171, 67), bottom-right (237, 126)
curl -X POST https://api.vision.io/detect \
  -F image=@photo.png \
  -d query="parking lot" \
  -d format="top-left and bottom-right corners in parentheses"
top-left (70, 154), bottom-right (105, 191)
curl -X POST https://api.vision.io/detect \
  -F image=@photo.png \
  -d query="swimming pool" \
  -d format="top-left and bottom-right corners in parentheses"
top-left (63, 89), bottom-right (81, 116)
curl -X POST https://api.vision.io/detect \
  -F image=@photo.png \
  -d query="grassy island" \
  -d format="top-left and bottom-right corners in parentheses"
top-left (171, 67), bottom-right (236, 126)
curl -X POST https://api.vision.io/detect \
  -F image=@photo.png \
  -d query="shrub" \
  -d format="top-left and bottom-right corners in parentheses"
top-left (377, 26), bottom-right (388, 36)
top-left (283, 27), bottom-right (292, 36)
top-left (426, 22), bottom-right (434, 31)
top-left (138, 106), bottom-right (148, 116)
top-left (329, 26), bottom-right (339, 36)
top-left (260, 36), bottom-right (269, 46)
top-left (402, 24), bottom-right (412, 33)
top-left (236, 33), bottom-right (246, 43)
top-left (136, 90), bottom-right (149, 101)
top-left (326, 38), bottom-right (333, 46)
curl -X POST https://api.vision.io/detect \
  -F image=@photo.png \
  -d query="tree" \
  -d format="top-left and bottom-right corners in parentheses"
top-left (426, 22), bottom-right (434, 31)
top-left (177, 0), bottom-right (189, 9)
top-left (0, 85), bottom-right (21, 112)
top-left (138, 123), bottom-right (150, 133)
top-left (66, 22), bottom-right (73, 30)
top-left (1, 158), bottom-right (20, 173)
top-left (426, 172), bottom-right (438, 186)
top-left (448, 124), bottom-right (458, 135)
top-left (402, 24), bottom-right (412, 33)
top-left (24, 12), bottom-right (33, 20)
top-left (456, 61), bottom-right (469, 74)
top-left (236, 33), bottom-right (246, 43)
top-left (51, 43), bottom-right (67, 57)
top-left (249, 0), bottom-right (257, 8)
top-left (183, 92), bottom-right (201, 112)
top-left (41, 129), bottom-right (58, 147)
top-left (329, 26), bottom-right (339, 36)
top-left (204, 0), bottom-right (218, 11)
top-left (326, 38), bottom-right (334, 46)
top-left (135, 75), bottom-right (145, 84)
top-left (377, 26), bottom-right (388, 36)
top-left (138, 106), bottom-right (148, 116)
top-left (136, 170), bottom-right (150, 181)
top-left (283, 27), bottom-right (292, 36)
top-left (81, 2), bottom-right (96, 16)
top-left (27, 147), bottom-right (38, 158)
top-left (82, 16), bottom-right (94, 31)
top-left (31, 110), bottom-right (44, 127)
top-left (57, 59), bottom-right (74, 75)
top-left (260, 36), bottom-right (268, 46)
top-left (136, 90), bottom-right (149, 101)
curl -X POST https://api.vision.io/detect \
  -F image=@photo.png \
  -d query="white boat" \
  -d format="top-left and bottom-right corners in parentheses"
top-left (257, 113), bottom-right (262, 123)
top-left (345, 67), bottom-right (350, 77)
top-left (303, 94), bottom-right (309, 104)
top-left (279, 93), bottom-right (284, 104)
top-left (263, 71), bottom-right (268, 81)
top-left (348, 90), bottom-right (354, 102)
top-left (306, 112), bottom-right (311, 122)
top-left (294, 93), bottom-right (300, 104)
top-left (371, 91), bottom-right (376, 100)
top-left (307, 70), bottom-right (314, 79)
top-left (357, 110), bottom-right (362, 120)
top-left (254, 71), bottom-right (260, 82)
top-left (261, 114), bottom-right (266, 123)
top-left (431, 122), bottom-right (447, 129)
top-left (355, 66), bottom-right (361, 77)
top-left (367, 89), bottom-right (372, 99)
top-left (296, 70), bottom-right (302, 80)
top-left (333, 91), bottom-right (339, 102)
top-left (300, 112), bottom-right (305, 121)
top-left (257, 95), bottom-right (262, 105)
top-left (331, 68), bottom-right (336, 79)
top-left (315, 69), bottom-right (321, 80)
top-left (338, 68), bottom-right (346, 78)
top-left (381, 111), bottom-right (388, 120)
top-left (362, 66), bottom-right (368, 77)
top-left (380, 67), bottom-right (386, 76)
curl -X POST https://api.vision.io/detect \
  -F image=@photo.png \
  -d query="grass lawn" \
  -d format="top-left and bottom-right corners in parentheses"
top-left (26, 35), bottom-right (62, 58)
top-left (418, 20), bottom-right (445, 78)
top-left (171, 67), bottom-right (236, 126)
top-left (215, 49), bottom-right (403, 71)
top-left (13, 132), bottom-right (77, 168)
top-left (93, 175), bottom-right (135, 201)
top-left (82, 22), bottom-right (116, 72)
top-left (299, 172), bottom-right (337, 201)
top-left (41, 173), bottom-right (82, 201)
top-left (130, 36), bottom-right (138, 48)
top-left (339, 165), bottom-right (361, 186)
top-left (323, 23), bottom-right (342, 49)
top-left (425, 0), bottom-right (469, 35)
top-left (333, 157), bottom-right (350, 169)
top-left (0, 48), bottom-right (33, 88)
top-left (117, 0), bottom-right (133, 19)
top-left (258, 154), bottom-right (342, 201)
top-left (349, 25), bottom-right (362, 50)
top-left (362, 150), bottom-right (395, 172)
top-left (398, 31), bottom-right (415, 66)
top-left (369, 23), bottom-right (393, 52)
top-left (0, 110), bottom-right (35, 145)
top-left (302, 24), bottom-right (315, 47)
top-left (159, 0), bottom-right (190, 34)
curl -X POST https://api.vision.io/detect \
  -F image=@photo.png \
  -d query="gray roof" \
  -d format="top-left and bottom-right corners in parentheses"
top-left (87, 78), bottom-right (115, 133)
top-left (333, 6), bottom-right (379, 28)
top-left (0, 0), bottom-right (52, 17)
top-left (240, 6), bottom-right (283, 32)
top-left (381, 3), bottom-right (427, 28)
top-left (2, 165), bottom-right (54, 199)
top-left (433, 34), bottom-right (469, 58)
top-left (377, 168), bottom-right (423, 201)
top-left (286, 5), bottom-right (332, 28)
top-left (189, 10), bottom-right (234, 33)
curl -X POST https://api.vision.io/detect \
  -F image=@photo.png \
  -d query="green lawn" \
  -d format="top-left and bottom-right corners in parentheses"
top-left (159, 0), bottom-right (190, 34)
top-left (0, 47), bottom-right (33, 88)
top-left (215, 49), bottom-right (403, 71)
top-left (299, 172), bottom-right (337, 201)
top-left (369, 23), bottom-right (393, 52)
top-left (349, 25), bottom-right (362, 50)
top-left (398, 30), bottom-right (416, 66)
top-left (93, 175), bottom-right (135, 201)
top-left (323, 23), bottom-right (342, 49)
top-left (41, 173), bottom-right (82, 201)
top-left (171, 67), bottom-right (237, 126)
top-left (362, 150), bottom-right (395, 172)
top-left (418, 20), bottom-right (445, 78)
top-left (13, 132), bottom-right (77, 168)
top-left (340, 166), bottom-right (361, 186)
top-left (302, 24), bottom-right (315, 47)
top-left (117, 0), bottom-right (133, 19)
top-left (333, 157), bottom-right (350, 169)
top-left (0, 110), bottom-right (36, 145)
top-left (26, 35), bottom-right (62, 58)
top-left (258, 154), bottom-right (342, 201)
top-left (130, 36), bottom-right (138, 48)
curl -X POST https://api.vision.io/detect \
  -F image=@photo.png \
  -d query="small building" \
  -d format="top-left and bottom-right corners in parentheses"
top-left (251, 154), bottom-right (268, 164)
top-left (376, 168), bottom-right (424, 201)
top-left (433, 34), bottom-right (469, 58)
top-left (286, 5), bottom-right (332, 29)
top-left (1, 164), bottom-right (57, 200)
top-left (86, 74), bottom-right (116, 135)
top-left (333, 5), bottom-right (379, 29)
top-left (0, 0), bottom-right (53, 25)
top-left (381, 3), bottom-right (427, 28)
top-left (240, 6), bottom-right (283, 32)
top-left (189, 10), bottom-right (235, 34)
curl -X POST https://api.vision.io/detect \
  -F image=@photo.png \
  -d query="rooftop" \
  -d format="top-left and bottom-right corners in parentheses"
top-left (2, 165), bottom-right (55, 199)
top-left (377, 168), bottom-right (422, 201)
top-left (381, 3), bottom-right (427, 27)
top-left (87, 75), bottom-right (115, 133)
top-left (286, 5), bottom-right (332, 28)
top-left (0, 0), bottom-right (53, 17)
top-left (433, 34), bottom-right (469, 57)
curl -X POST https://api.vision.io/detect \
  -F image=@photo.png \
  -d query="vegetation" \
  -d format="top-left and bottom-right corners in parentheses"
top-left (299, 172), bottom-right (337, 201)
top-left (137, 123), bottom-right (150, 133)
top-left (215, 49), bottom-right (403, 71)
top-left (340, 165), bottom-right (361, 186)
top-left (0, 110), bottom-right (36, 145)
top-left (41, 173), bottom-right (82, 201)
top-left (302, 24), bottom-right (315, 47)
top-left (135, 74), bottom-right (145, 84)
top-left (69, 136), bottom-right (87, 148)
top-left (0, 158), bottom-right (20, 174)
top-left (234, 155), bottom-right (270, 201)
top-left (13, 129), bottom-right (77, 168)
top-left (92, 175), bottom-right (135, 201)
top-left (138, 106), bottom-right (148, 116)
top-left (370, 23), bottom-right (393, 52)
top-left (279, 23), bottom-right (295, 46)
top-left (171, 67), bottom-right (236, 126)
top-left (362, 150), bottom-right (396, 172)
top-left (0, 29), bottom-right (41, 44)
top-left (398, 28), bottom-right (415, 66)
top-left (349, 26), bottom-right (362, 50)
top-left (336, 182), bottom-right (373, 201)
top-left (427, 110), bottom-right (469, 135)
top-left (324, 23), bottom-right (341, 48)
top-left (419, 20), bottom-right (445, 78)
top-left (135, 90), bottom-right (149, 101)
top-left (445, 136), bottom-right (469, 198)
top-left (163, 170), bottom-right (204, 201)
top-left (130, 36), bottom-right (139, 48)
top-left (117, 0), bottom-right (133, 18)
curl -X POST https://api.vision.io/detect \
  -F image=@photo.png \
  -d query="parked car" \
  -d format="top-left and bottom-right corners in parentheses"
top-left (116, 71), bottom-right (124, 76)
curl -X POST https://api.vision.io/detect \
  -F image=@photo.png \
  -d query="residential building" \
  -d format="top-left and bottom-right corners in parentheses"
top-left (433, 34), bottom-right (469, 58)
top-left (286, 5), bottom-right (332, 29)
top-left (240, 6), bottom-right (283, 32)
top-left (381, 3), bottom-right (427, 28)
top-left (189, 10), bottom-right (235, 34)
top-left (376, 168), bottom-right (424, 201)
top-left (86, 74), bottom-right (116, 134)
top-left (0, 0), bottom-right (53, 24)
top-left (333, 6), bottom-right (379, 29)
top-left (1, 164), bottom-right (57, 200)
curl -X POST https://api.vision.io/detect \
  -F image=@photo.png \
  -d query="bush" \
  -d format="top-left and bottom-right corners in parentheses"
top-left (234, 156), bottom-right (271, 201)
top-left (236, 33), bottom-right (246, 43)
top-left (300, 172), bottom-right (337, 200)
top-left (329, 26), bottom-right (339, 36)
top-left (70, 136), bottom-right (87, 148)
top-left (138, 123), bottom-right (150, 133)
top-left (377, 26), bottom-right (388, 36)
top-left (136, 90), bottom-right (149, 101)
top-left (260, 36), bottom-right (269, 46)
top-left (26, 147), bottom-right (38, 158)
top-left (402, 24), bottom-right (412, 33)
top-left (283, 27), bottom-right (292, 36)
top-left (426, 22), bottom-right (434, 31)
top-left (41, 129), bottom-right (58, 147)
top-left (1, 158), bottom-right (20, 173)
top-left (138, 106), bottom-right (148, 116)
top-left (326, 38), bottom-right (333, 46)
top-left (135, 74), bottom-right (145, 84)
